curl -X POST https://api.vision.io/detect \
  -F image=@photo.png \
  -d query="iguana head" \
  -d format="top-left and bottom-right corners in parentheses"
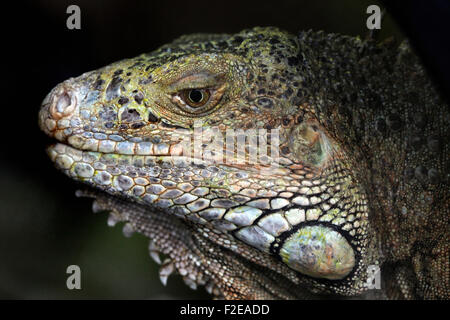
top-left (39, 27), bottom-right (375, 297)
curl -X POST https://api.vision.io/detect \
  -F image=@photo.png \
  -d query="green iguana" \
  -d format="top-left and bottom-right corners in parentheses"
top-left (38, 27), bottom-right (449, 299)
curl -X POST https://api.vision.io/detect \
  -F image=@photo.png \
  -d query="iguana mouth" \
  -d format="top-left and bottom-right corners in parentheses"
top-left (46, 134), bottom-right (185, 157)
top-left (46, 142), bottom-right (215, 175)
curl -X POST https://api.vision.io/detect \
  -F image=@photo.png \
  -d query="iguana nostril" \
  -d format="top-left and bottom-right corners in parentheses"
top-left (56, 93), bottom-right (71, 112)
top-left (49, 87), bottom-right (77, 120)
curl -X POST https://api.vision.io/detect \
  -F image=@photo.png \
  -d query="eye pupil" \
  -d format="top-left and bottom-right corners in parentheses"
top-left (189, 89), bottom-right (203, 103)
top-left (180, 88), bottom-right (211, 110)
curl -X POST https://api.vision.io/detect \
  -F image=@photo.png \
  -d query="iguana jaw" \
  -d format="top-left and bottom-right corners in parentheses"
top-left (46, 140), bottom-right (361, 283)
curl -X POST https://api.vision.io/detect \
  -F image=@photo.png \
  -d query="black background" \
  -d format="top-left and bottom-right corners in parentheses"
top-left (1, 0), bottom-right (447, 299)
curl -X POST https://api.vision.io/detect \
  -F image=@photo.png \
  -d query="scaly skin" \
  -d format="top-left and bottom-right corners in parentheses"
top-left (39, 27), bottom-right (449, 299)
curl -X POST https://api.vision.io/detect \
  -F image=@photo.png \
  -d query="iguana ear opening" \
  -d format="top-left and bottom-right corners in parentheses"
top-left (288, 121), bottom-right (334, 169)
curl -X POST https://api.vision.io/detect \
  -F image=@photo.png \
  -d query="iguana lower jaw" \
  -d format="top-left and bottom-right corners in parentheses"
top-left (38, 26), bottom-right (449, 299)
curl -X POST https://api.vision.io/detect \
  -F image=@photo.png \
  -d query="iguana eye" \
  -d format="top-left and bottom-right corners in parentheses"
top-left (183, 89), bottom-right (210, 107)
top-left (170, 83), bottom-right (226, 116)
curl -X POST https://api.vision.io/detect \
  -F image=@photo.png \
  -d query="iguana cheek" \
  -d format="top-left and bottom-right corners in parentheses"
top-left (279, 225), bottom-right (355, 280)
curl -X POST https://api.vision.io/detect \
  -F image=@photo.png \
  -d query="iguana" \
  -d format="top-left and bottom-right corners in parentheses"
top-left (38, 27), bottom-right (449, 299)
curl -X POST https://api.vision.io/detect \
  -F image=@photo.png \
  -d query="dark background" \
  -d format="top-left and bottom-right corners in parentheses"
top-left (0, 0), bottom-right (446, 299)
